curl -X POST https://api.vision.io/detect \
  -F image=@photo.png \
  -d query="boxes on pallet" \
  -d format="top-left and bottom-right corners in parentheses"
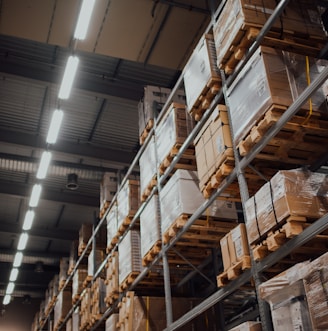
top-left (140, 194), bottom-right (161, 259)
top-left (54, 289), bottom-right (72, 329)
top-left (88, 248), bottom-right (105, 279)
top-left (72, 268), bottom-right (88, 302)
top-left (105, 252), bottom-right (119, 305)
top-left (78, 223), bottom-right (92, 254)
top-left (68, 240), bottom-right (78, 274)
top-left (226, 46), bottom-right (328, 146)
top-left (100, 172), bottom-right (117, 211)
top-left (156, 103), bottom-right (194, 167)
top-left (117, 179), bottom-right (140, 230)
top-left (139, 135), bottom-right (157, 199)
top-left (106, 203), bottom-right (118, 250)
top-left (183, 34), bottom-right (221, 120)
top-left (228, 321), bottom-right (262, 331)
top-left (221, 223), bottom-right (249, 271)
top-left (91, 277), bottom-right (107, 316)
top-left (80, 288), bottom-right (91, 331)
top-left (59, 257), bottom-right (69, 287)
top-left (106, 313), bottom-right (119, 331)
top-left (194, 104), bottom-right (233, 190)
top-left (138, 85), bottom-right (185, 138)
top-left (213, 0), bottom-right (326, 74)
top-left (245, 169), bottom-right (328, 245)
top-left (118, 229), bottom-right (143, 285)
top-left (72, 307), bottom-right (80, 331)
top-left (160, 169), bottom-right (238, 236)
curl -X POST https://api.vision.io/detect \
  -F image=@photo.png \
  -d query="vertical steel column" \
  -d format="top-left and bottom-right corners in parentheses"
top-left (220, 73), bottom-right (273, 331)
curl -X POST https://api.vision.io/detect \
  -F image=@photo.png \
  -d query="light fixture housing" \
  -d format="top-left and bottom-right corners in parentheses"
top-left (74, 0), bottom-right (96, 40)
top-left (58, 56), bottom-right (79, 99)
top-left (36, 151), bottom-right (52, 179)
top-left (2, 294), bottom-right (11, 305)
top-left (6, 282), bottom-right (15, 295)
top-left (13, 252), bottom-right (23, 267)
top-left (29, 184), bottom-right (42, 208)
top-left (46, 109), bottom-right (63, 144)
top-left (9, 268), bottom-right (19, 282)
top-left (22, 210), bottom-right (35, 231)
top-left (17, 233), bottom-right (29, 251)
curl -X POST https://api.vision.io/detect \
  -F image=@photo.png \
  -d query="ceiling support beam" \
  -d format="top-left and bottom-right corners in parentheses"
top-left (0, 180), bottom-right (99, 207)
top-left (0, 129), bottom-right (135, 165)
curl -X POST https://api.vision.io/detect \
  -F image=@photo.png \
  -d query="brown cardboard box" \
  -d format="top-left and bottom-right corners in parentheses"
top-left (72, 269), bottom-right (88, 302)
top-left (220, 233), bottom-right (231, 271)
top-left (54, 289), bottom-right (72, 328)
top-left (228, 223), bottom-right (250, 265)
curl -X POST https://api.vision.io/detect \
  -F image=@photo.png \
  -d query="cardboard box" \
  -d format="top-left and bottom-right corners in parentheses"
top-left (138, 85), bottom-right (185, 137)
top-left (106, 313), bottom-right (119, 331)
top-left (245, 169), bottom-right (328, 245)
top-left (72, 308), bottom-right (79, 331)
top-left (72, 269), bottom-right (88, 301)
top-left (59, 257), bottom-right (69, 285)
top-left (91, 277), bottom-right (107, 316)
top-left (88, 248), bottom-right (105, 278)
top-left (183, 34), bottom-right (220, 116)
top-left (228, 321), bottom-right (262, 331)
top-left (78, 223), bottom-right (92, 253)
top-left (106, 203), bottom-right (118, 249)
top-left (194, 105), bottom-right (233, 189)
top-left (226, 46), bottom-right (328, 146)
top-left (54, 290), bottom-right (72, 328)
top-left (118, 229), bottom-right (143, 285)
top-left (106, 252), bottom-right (119, 302)
top-left (100, 172), bottom-right (117, 210)
top-left (140, 194), bottom-right (161, 259)
top-left (117, 179), bottom-right (140, 229)
top-left (213, 0), bottom-right (325, 73)
top-left (156, 103), bottom-right (194, 166)
top-left (160, 169), bottom-right (238, 236)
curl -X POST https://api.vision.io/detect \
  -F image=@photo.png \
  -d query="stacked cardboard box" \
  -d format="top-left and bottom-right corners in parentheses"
top-left (106, 203), bottom-right (118, 252)
top-left (100, 172), bottom-right (117, 216)
top-left (226, 46), bottom-right (328, 147)
top-left (228, 321), bottom-right (262, 331)
top-left (80, 288), bottom-right (91, 331)
top-left (213, 0), bottom-right (326, 74)
top-left (117, 179), bottom-right (140, 232)
top-left (105, 313), bottom-right (119, 331)
top-left (140, 194), bottom-right (161, 265)
top-left (88, 248), bottom-right (106, 280)
top-left (59, 257), bottom-right (69, 289)
top-left (183, 34), bottom-right (221, 120)
top-left (245, 169), bottom-right (328, 245)
top-left (138, 85), bottom-right (185, 144)
top-left (194, 104), bottom-right (234, 192)
top-left (156, 103), bottom-right (195, 174)
top-left (68, 240), bottom-right (78, 275)
top-left (72, 308), bottom-right (80, 331)
top-left (72, 268), bottom-right (88, 304)
top-left (259, 252), bottom-right (328, 330)
top-left (139, 135), bottom-right (157, 201)
top-left (118, 229), bottom-right (143, 290)
top-left (78, 223), bottom-right (93, 256)
top-left (105, 251), bottom-right (119, 307)
top-left (54, 289), bottom-right (72, 330)
top-left (90, 277), bottom-right (107, 319)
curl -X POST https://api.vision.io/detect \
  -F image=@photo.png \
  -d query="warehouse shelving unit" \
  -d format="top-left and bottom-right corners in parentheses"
top-left (37, 0), bottom-right (328, 330)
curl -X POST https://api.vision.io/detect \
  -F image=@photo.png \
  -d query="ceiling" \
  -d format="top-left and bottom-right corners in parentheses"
top-left (0, 0), bottom-right (220, 303)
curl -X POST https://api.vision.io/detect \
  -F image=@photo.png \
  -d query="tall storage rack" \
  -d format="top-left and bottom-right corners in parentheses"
top-left (37, 1), bottom-right (328, 330)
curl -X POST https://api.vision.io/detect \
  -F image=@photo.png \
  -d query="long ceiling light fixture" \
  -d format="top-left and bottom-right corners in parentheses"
top-left (6, 282), bottom-right (15, 295)
top-left (22, 210), bottom-right (35, 231)
top-left (9, 268), bottom-right (19, 282)
top-left (13, 252), bottom-right (23, 268)
top-left (74, 0), bottom-right (96, 40)
top-left (29, 184), bottom-right (42, 208)
top-left (17, 233), bottom-right (29, 251)
top-left (46, 109), bottom-right (64, 144)
top-left (36, 151), bottom-right (52, 179)
top-left (58, 55), bottom-right (79, 100)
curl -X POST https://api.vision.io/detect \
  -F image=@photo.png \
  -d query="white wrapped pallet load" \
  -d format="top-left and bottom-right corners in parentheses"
top-left (160, 169), bottom-right (238, 236)
top-left (106, 203), bottom-right (118, 251)
top-left (140, 194), bottom-right (161, 260)
top-left (118, 229), bottom-right (143, 286)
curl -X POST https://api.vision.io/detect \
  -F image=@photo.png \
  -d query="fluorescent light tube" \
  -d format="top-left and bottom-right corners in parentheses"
top-left (29, 184), bottom-right (42, 207)
top-left (36, 151), bottom-right (52, 179)
top-left (9, 268), bottom-right (19, 282)
top-left (6, 282), bottom-right (15, 295)
top-left (13, 252), bottom-right (23, 267)
top-left (23, 210), bottom-right (35, 231)
top-left (58, 56), bottom-right (79, 99)
top-left (3, 294), bottom-right (11, 305)
top-left (46, 109), bottom-right (63, 144)
top-left (74, 0), bottom-right (96, 40)
top-left (17, 233), bottom-right (29, 251)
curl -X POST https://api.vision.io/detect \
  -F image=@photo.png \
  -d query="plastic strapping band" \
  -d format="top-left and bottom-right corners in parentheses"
top-left (269, 181), bottom-right (280, 229)
top-left (253, 195), bottom-right (262, 239)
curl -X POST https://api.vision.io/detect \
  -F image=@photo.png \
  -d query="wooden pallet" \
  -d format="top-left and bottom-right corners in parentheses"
top-left (252, 215), bottom-right (328, 261)
top-left (119, 272), bottom-right (140, 292)
top-left (58, 279), bottom-right (66, 291)
top-left (238, 105), bottom-right (328, 165)
top-left (72, 293), bottom-right (81, 305)
top-left (104, 291), bottom-right (119, 307)
top-left (142, 240), bottom-right (162, 266)
top-left (78, 242), bottom-right (92, 257)
top-left (99, 200), bottom-right (111, 219)
top-left (163, 214), bottom-right (236, 246)
top-left (140, 175), bottom-right (157, 202)
top-left (106, 237), bottom-right (119, 254)
top-left (158, 144), bottom-right (196, 175)
top-left (190, 78), bottom-right (221, 121)
top-left (219, 25), bottom-right (325, 75)
top-left (139, 119), bottom-right (154, 145)
top-left (83, 275), bottom-right (93, 289)
top-left (217, 255), bottom-right (252, 287)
